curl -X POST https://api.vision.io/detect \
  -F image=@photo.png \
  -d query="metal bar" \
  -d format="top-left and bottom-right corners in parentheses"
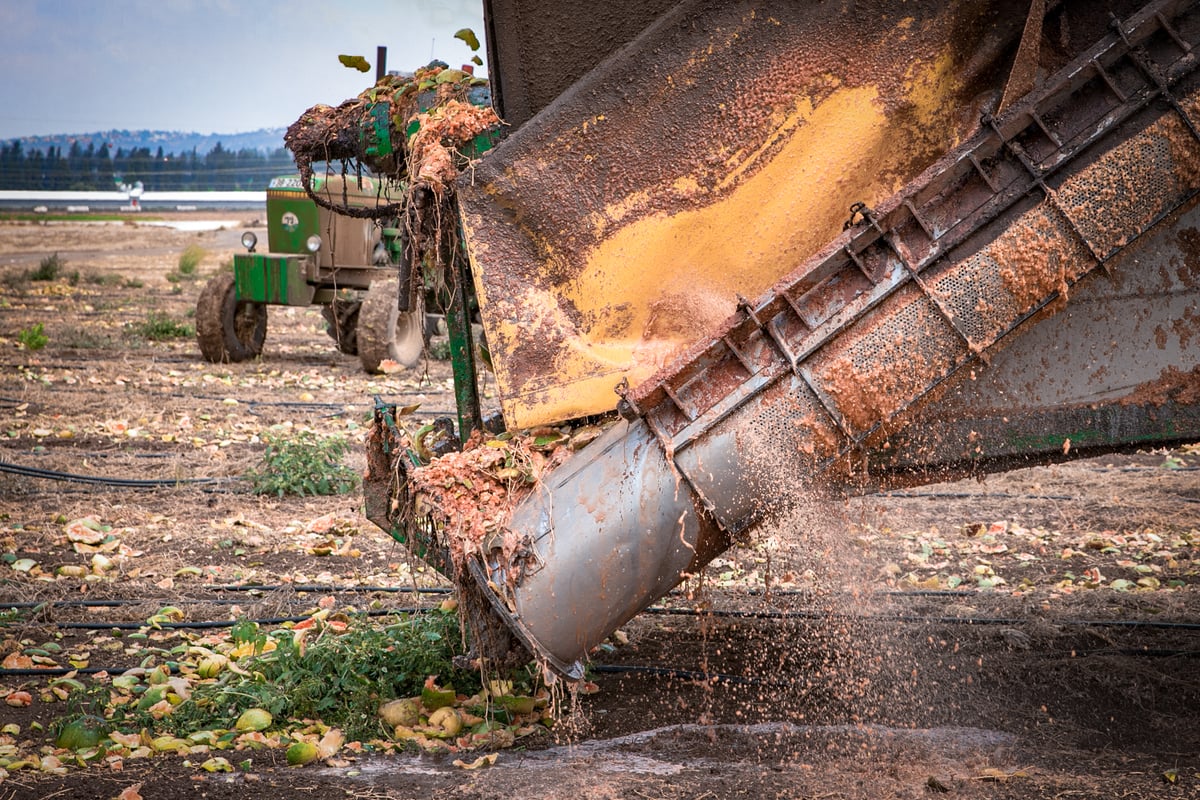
top-left (1091, 57), bottom-right (1128, 102)
top-left (1029, 110), bottom-right (1063, 147)
top-left (984, 116), bottom-right (1107, 267)
top-left (736, 295), bottom-right (802, 371)
top-left (1115, 17), bottom-right (1200, 146)
top-left (902, 199), bottom-right (936, 240)
top-left (661, 382), bottom-right (695, 422)
top-left (742, 299), bottom-right (860, 443)
top-left (863, 209), bottom-right (979, 353)
top-left (842, 242), bottom-right (876, 285)
top-left (447, 232), bottom-right (484, 438)
top-left (720, 334), bottom-right (756, 375)
top-left (1155, 10), bottom-right (1193, 52)
top-left (968, 152), bottom-right (1001, 192)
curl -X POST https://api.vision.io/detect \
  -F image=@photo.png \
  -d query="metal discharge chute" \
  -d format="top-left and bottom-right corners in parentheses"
top-left (366, 0), bottom-right (1200, 678)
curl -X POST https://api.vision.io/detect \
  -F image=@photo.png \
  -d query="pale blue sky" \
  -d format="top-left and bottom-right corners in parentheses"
top-left (0, 0), bottom-right (486, 139)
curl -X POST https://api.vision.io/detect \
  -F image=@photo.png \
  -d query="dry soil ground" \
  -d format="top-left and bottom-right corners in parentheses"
top-left (0, 214), bottom-right (1198, 799)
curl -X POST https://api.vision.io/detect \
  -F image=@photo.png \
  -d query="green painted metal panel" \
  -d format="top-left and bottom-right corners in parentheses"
top-left (233, 253), bottom-right (315, 306)
top-left (265, 177), bottom-right (320, 253)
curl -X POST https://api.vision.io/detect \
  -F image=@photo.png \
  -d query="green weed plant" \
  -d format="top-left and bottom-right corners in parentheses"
top-left (170, 244), bottom-right (206, 281)
top-left (17, 323), bottom-right (48, 351)
top-left (130, 312), bottom-right (194, 341)
top-left (30, 253), bottom-right (63, 281)
top-left (248, 430), bottom-right (359, 497)
top-left (169, 613), bottom-right (476, 741)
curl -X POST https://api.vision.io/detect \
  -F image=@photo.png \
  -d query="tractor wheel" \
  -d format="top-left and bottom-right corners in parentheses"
top-left (321, 299), bottom-right (362, 356)
top-left (358, 278), bottom-right (425, 374)
top-left (196, 272), bottom-right (267, 363)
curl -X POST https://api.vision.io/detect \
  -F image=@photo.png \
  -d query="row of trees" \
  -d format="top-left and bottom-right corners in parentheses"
top-left (0, 140), bottom-right (297, 192)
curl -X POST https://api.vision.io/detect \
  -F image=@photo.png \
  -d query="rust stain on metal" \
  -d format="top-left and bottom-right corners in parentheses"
top-left (460, 1), bottom-right (1035, 428)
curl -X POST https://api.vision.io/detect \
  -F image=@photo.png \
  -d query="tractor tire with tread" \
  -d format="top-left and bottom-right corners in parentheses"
top-left (321, 299), bottom-right (362, 356)
top-left (196, 272), bottom-right (267, 363)
top-left (358, 278), bottom-right (425, 374)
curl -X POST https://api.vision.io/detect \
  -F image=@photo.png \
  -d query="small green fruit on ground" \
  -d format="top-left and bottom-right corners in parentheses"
top-left (379, 698), bottom-right (420, 728)
top-left (55, 716), bottom-right (108, 750)
top-left (427, 707), bottom-right (463, 737)
top-left (234, 708), bottom-right (273, 732)
top-left (421, 685), bottom-right (456, 711)
top-left (286, 741), bottom-right (320, 766)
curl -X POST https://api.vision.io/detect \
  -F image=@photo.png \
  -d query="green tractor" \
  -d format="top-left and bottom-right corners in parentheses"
top-left (195, 172), bottom-right (427, 373)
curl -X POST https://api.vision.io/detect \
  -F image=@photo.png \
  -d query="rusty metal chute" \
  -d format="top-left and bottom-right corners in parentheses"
top-left (367, 0), bottom-right (1200, 678)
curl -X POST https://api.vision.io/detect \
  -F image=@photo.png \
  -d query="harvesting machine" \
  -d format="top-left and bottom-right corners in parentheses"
top-left (329, 0), bottom-right (1200, 678)
top-left (196, 58), bottom-right (498, 374)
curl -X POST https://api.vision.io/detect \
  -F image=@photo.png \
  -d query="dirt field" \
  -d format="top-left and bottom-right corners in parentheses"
top-left (1, 215), bottom-right (1198, 799)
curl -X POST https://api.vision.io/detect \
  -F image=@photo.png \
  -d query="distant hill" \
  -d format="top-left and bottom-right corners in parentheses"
top-left (9, 128), bottom-right (287, 156)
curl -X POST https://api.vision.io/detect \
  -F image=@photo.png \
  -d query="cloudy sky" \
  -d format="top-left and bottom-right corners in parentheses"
top-left (0, 0), bottom-right (486, 140)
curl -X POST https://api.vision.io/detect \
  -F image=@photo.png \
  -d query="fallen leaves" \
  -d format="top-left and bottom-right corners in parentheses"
top-left (453, 752), bottom-right (497, 770)
top-left (877, 517), bottom-right (1198, 596)
top-left (115, 783), bottom-right (144, 800)
top-left (975, 767), bottom-right (1028, 783)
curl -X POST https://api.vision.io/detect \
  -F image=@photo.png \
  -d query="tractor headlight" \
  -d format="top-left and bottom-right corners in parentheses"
top-left (305, 234), bottom-right (322, 253)
top-left (240, 231), bottom-right (257, 252)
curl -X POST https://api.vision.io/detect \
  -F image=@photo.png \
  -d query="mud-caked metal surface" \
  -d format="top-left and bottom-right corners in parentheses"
top-left (459, 0), bottom-right (1144, 429)
top-left (863, 194), bottom-right (1200, 485)
top-left (482, 0), bottom-right (680, 128)
top-left (465, 0), bottom-right (1200, 673)
top-left (474, 419), bottom-right (729, 678)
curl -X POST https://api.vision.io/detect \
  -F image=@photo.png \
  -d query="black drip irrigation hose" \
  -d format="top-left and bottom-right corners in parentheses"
top-left (589, 664), bottom-right (772, 686)
top-left (2, 604), bottom-right (1197, 680)
top-left (876, 491), bottom-right (1077, 501)
top-left (1, 586), bottom-right (452, 610)
top-left (590, 647), bottom-right (1200, 686)
top-left (194, 585), bottom-right (961, 599)
top-left (205, 585), bottom-right (959, 599)
top-left (1, 666), bottom-right (126, 677)
top-left (6, 645), bottom-right (1199, 681)
top-left (3, 599), bottom-right (243, 610)
top-left (744, 588), bottom-right (977, 598)
top-left (240, 400), bottom-right (452, 419)
top-left (6, 591), bottom-right (1197, 633)
top-left (202, 583), bottom-right (452, 594)
top-left (5, 581), bottom-right (1196, 628)
top-left (52, 606), bottom-right (435, 631)
top-left (2, 388), bottom-right (452, 432)
top-left (0, 459), bottom-right (241, 489)
top-left (0, 360), bottom-right (187, 371)
top-left (1079, 465), bottom-right (1200, 473)
top-left (642, 604), bottom-right (1200, 631)
top-left (26, 450), bottom-right (178, 460)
